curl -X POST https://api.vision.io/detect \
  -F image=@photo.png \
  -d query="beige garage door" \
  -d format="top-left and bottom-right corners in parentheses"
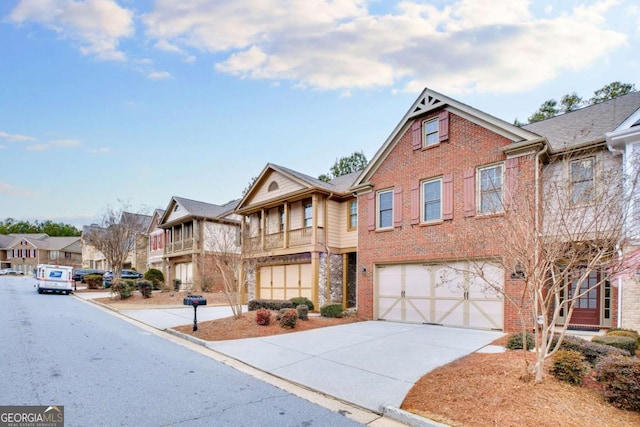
top-left (259, 264), bottom-right (312, 300)
top-left (376, 262), bottom-right (504, 330)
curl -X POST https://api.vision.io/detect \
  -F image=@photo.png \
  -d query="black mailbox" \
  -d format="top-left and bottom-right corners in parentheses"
top-left (183, 295), bottom-right (207, 306)
top-left (183, 295), bottom-right (207, 331)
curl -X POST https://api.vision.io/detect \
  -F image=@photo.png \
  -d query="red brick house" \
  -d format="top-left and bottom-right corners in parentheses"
top-left (352, 88), bottom-right (546, 332)
top-left (352, 88), bottom-right (640, 332)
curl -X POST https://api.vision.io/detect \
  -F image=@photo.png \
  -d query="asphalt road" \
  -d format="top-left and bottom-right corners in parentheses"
top-left (0, 276), bottom-right (364, 426)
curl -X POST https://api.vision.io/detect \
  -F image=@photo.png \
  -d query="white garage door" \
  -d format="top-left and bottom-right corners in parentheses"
top-left (259, 264), bottom-right (312, 301)
top-left (376, 262), bottom-right (504, 330)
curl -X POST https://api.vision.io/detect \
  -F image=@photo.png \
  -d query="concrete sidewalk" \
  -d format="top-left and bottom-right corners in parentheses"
top-left (75, 291), bottom-right (504, 425)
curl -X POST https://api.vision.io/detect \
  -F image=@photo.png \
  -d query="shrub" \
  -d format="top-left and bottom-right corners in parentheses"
top-left (595, 354), bottom-right (640, 411)
top-left (550, 350), bottom-right (588, 385)
top-left (111, 279), bottom-right (135, 299)
top-left (320, 303), bottom-right (344, 318)
top-left (248, 299), bottom-right (294, 311)
top-left (84, 274), bottom-right (103, 290)
top-left (138, 280), bottom-right (153, 298)
top-left (607, 329), bottom-right (640, 346)
top-left (255, 309), bottom-right (271, 326)
top-left (290, 297), bottom-right (314, 311)
top-left (296, 304), bottom-right (309, 321)
top-left (592, 335), bottom-right (638, 356)
top-left (144, 269), bottom-right (164, 290)
top-left (173, 278), bottom-right (181, 291)
top-left (553, 335), bottom-right (628, 366)
top-left (279, 308), bottom-right (298, 329)
top-left (506, 331), bottom-right (535, 350)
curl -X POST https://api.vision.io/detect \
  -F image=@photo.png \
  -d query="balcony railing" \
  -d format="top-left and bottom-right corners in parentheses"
top-left (165, 238), bottom-right (195, 254)
top-left (245, 226), bottom-right (324, 252)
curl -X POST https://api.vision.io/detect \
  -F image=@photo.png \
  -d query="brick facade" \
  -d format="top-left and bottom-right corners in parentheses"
top-left (356, 110), bottom-right (539, 332)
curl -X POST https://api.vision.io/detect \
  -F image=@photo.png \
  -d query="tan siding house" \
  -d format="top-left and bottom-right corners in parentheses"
top-left (236, 164), bottom-right (359, 310)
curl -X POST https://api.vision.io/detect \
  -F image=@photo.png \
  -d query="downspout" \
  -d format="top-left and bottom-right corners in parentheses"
top-left (607, 138), bottom-right (626, 329)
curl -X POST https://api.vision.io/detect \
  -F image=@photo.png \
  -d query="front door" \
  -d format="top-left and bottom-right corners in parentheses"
top-left (568, 271), bottom-right (600, 325)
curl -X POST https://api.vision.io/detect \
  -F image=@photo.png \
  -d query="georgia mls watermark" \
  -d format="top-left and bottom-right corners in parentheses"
top-left (0, 406), bottom-right (64, 427)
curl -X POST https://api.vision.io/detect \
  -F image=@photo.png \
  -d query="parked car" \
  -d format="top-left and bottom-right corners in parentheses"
top-left (103, 269), bottom-right (143, 283)
top-left (0, 268), bottom-right (24, 275)
top-left (72, 269), bottom-right (106, 283)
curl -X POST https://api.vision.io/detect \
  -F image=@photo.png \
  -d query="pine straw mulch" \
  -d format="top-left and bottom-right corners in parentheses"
top-left (91, 290), bottom-right (640, 426)
top-left (173, 309), bottom-right (364, 341)
top-left (401, 347), bottom-right (640, 427)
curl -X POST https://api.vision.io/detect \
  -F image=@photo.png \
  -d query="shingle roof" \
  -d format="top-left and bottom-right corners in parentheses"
top-left (522, 92), bottom-right (640, 151)
top-left (172, 196), bottom-right (240, 219)
top-left (0, 234), bottom-right (81, 252)
top-left (271, 164), bottom-right (360, 194)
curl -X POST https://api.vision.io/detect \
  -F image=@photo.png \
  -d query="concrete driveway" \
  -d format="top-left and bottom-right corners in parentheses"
top-left (205, 321), bottom-right (504, 412)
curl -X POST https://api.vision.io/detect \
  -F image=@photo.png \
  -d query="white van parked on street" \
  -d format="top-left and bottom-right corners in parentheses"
top-left (36, 264), bottom-right (74, 294)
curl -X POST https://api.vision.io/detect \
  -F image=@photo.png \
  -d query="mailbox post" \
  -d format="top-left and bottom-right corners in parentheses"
top-left (183, 295), bottom-right (207, 331)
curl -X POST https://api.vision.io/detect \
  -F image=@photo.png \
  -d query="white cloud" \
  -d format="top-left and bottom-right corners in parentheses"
top-left (9, 0), bottom-right (134, 61)
top-left (143, 0), bottom-right (629, 94)
top-left (0, 131), bottom-right (36, 142)
top-left (91, 147), bottom-right (111, 154)
top-left (51, 139), bottom-right (81, 147)
top-left (26, 144), bottom-right (50, 151)
top-left (148, 71), bottom-right (171, 80)
top-left (0, 182), bottom-right (36, 197)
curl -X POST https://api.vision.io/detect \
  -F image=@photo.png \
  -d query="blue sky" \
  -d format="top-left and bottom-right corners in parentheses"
top-left (1, 0), bottom-right (639, 229)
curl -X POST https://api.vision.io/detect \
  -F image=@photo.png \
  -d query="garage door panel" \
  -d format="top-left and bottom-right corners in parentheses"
top-left (405, 265), bottom-right (430, 297)
top-left (259, 264), bottom-right (312, 302)
top-left (468, 300), bottom-right (503, 329)
top-left (405, 298), bottom-right (431, 323)
top-left (376, 262), bottom-right (504, 330)
top-left (378, 296), bottom-right (402, 320)
top-left (378, 267), bottom-right (401, 295)
top-left (299, 264), bottom-right (312, 287)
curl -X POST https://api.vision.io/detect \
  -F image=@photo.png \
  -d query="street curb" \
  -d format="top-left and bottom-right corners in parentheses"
top-left (382, 406), bottom-right (450, 427)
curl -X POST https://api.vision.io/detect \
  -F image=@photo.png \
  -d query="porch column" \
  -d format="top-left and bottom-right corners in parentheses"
top-left (283, 203), bottom-right (290, 248)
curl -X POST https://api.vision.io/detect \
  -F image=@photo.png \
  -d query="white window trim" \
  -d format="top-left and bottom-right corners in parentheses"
top-left (569, 156), bottom-right (596, 206)
top-left (421, 177), bottom-right (442, 223)
top-left (422, 118), bottom-right (439, 147)
top-left (377, 189), bottom-right (394, 229)
top-left (477, 163), bottom-right (504, 215)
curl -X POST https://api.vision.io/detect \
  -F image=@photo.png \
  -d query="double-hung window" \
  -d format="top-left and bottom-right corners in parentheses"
top-left (422, 178), bottom-right (442, 222)
top-left (479, 164), bottom-right (503, 214)
top-left (423, 118), bottom-right (439, 147)
top-left (377, 190), bottom-right (393, 228)
top-left (348, 200), bottom-right (357, 230)
top-left (304, 202), bottom-right (313, 227)
top-left (570, 158), bottom-right (594, 204)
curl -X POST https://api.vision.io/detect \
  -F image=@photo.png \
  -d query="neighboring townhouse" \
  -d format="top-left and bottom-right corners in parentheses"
top-left (605, 94), bottom-right (640, 331)
top-left (147, 209), bottom-right (166, 271)
top-left (352, 88), bottom-right (542, 331)
top-left (522, 92), bottom-right (640, 331)
top-left (122, 212), bottom-right (152, 273)
top-left (80, 212), bottom-right (152, 272)
top-left (235, 164), bottom-right (359, 310)
top-left (159, 196), bottom-right (240, 292)
top-left (81, 225), bottom-right (107, 269)
top-left (352, 88), bottom-right (640, 332)
top-left (0, 233), bottom-right (82, 273)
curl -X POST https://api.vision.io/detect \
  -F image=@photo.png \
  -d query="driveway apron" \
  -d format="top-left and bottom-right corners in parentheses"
top-left (206, 321), bottom-right (503, 412)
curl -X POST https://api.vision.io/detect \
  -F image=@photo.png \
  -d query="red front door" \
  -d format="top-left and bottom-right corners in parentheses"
top-left (568, 271), bottom-right (600, 326)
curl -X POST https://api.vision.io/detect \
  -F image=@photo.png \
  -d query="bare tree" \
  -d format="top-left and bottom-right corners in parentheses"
top-left (83, 203), bottom-right (148, 278)
top-left (462, 150), bottom-right (638, 383)
top-left (203, 221), bottom-right (244, 319)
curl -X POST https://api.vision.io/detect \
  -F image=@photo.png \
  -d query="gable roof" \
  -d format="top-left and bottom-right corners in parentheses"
top-left (352, 87), bottom-right (541, 190)
top-left (0, 234), bottom-right (81, 252)
top-left (160, 196), bottom-right (241, 226)
top-left (237, 163), bottom-right (361, 212)
top-left (522, 91), bottom-right (640, 152)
